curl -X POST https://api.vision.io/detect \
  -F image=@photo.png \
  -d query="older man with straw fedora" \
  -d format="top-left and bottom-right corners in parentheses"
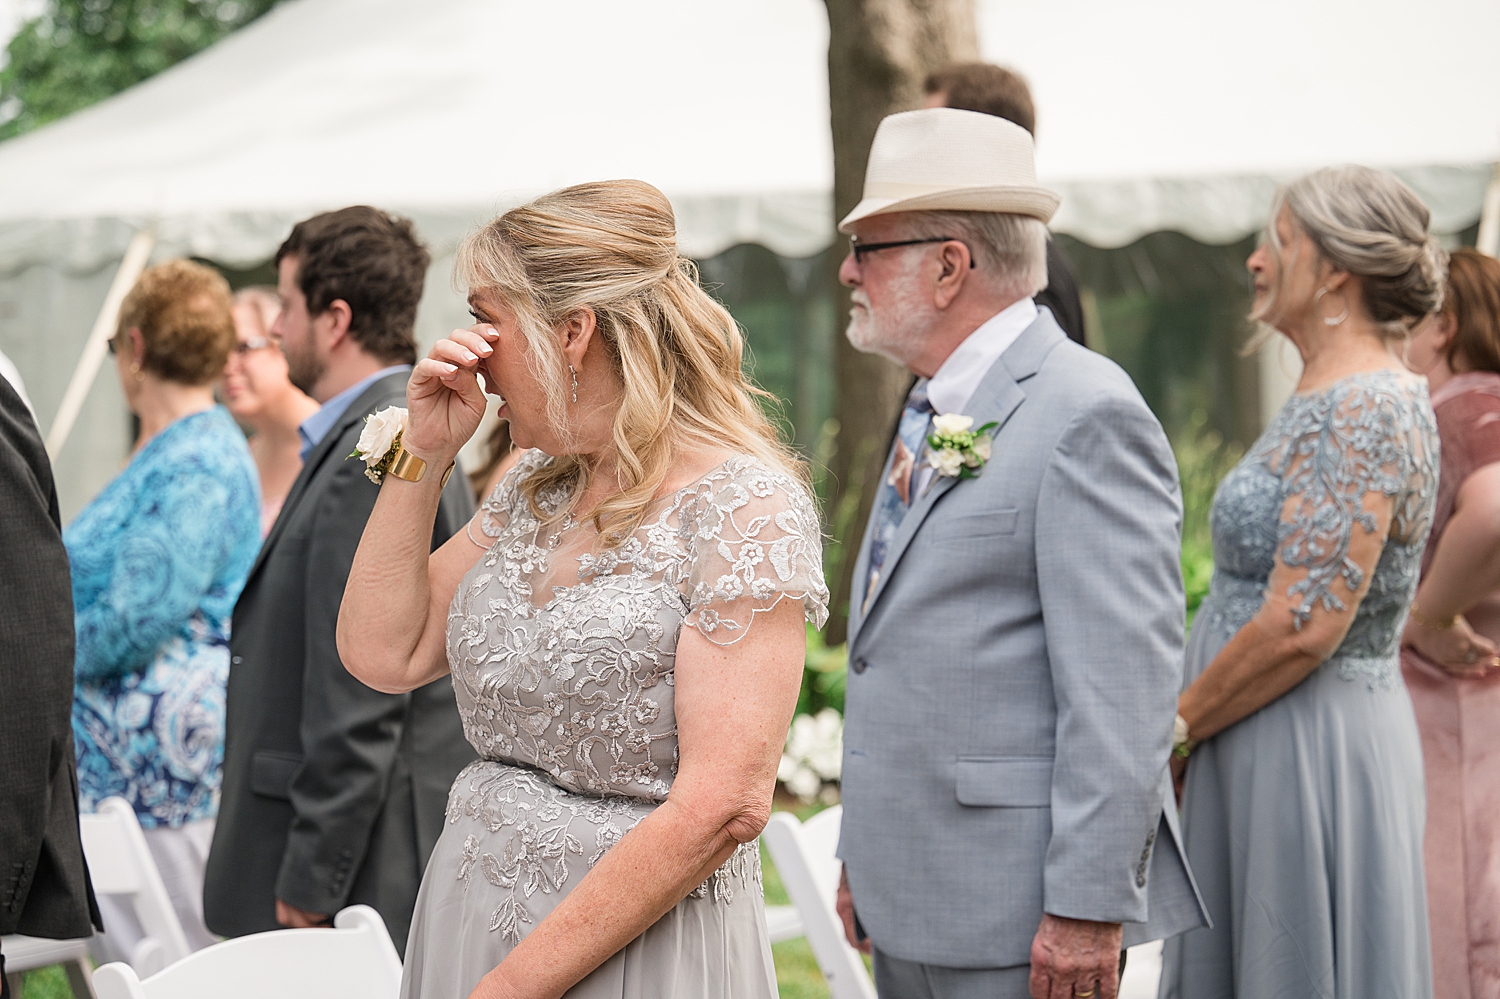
top-left (833, 108), bottom-right (1208, 999)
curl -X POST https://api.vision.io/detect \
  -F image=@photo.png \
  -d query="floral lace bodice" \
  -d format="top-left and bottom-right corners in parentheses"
top-left (446, 451), bottom-right (829, 800)
top-left (1194, 370), bottom-right (1438, 689)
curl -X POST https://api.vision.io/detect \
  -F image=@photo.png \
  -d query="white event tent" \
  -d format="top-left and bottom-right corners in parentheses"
top-left (0, 0), bottom-right (1497, 515)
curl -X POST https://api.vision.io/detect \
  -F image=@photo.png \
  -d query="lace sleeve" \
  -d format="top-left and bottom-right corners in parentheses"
top-left (1267, 376), bottom-right (1437, 629)
top-left (683, 459), bottom-right (830, 645)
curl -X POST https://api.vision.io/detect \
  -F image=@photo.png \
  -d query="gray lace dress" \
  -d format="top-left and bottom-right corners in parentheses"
top-left (1159, 371), bottom-right (1439, 998)
top-left (400, 452), bottom-right (829, 999)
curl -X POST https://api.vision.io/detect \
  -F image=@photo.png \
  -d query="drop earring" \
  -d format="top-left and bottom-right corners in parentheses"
top-left (569, 365), bottom-right (578, 404)
top-left (131, 362), bottom-right (144, 383)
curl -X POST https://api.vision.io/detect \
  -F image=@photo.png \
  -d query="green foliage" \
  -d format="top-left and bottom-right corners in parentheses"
top-left (1174, 409), bottom-right (1243, 626)
top-left (0, 0), bottom-right (280, 141)
top-left (798, 622), bottom-right (848, 717)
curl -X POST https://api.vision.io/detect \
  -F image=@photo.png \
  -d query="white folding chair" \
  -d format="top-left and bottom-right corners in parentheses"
top-left (1, 933), bottom-right (94, 998)
top-left (1120, 938), bottom-right (1164, 999)
top-left (2, 795), bottom-right (193, 997)
top-left (761, 806), bottom-right (876, 999)
top-left (90, 905), bottom-right (401, 999)
top-left (81, 797), bottom-right (192, 977)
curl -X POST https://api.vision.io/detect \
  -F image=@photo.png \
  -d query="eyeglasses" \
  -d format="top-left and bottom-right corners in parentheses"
top-left (233, 337), bottom-right (275, 355)
top-left (106, 335), bottom-right (120, 355)
top-left (849, 236), bottom-right (976, 268)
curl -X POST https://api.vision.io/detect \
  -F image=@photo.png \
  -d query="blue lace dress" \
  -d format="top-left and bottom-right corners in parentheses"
top-left (67, 406), bottom-right (261, 828)
top-left (1159, 371), bottom-right (1438, 998)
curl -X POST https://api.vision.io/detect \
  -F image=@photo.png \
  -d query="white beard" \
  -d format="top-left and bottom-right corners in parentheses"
top-left (844, 275), bottom-right (935, 367)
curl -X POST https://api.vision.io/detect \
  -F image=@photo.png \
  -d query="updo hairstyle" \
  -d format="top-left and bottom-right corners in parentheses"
top-left (455, 179), bottom-right (802, 546)
top-left (117, 259), bottom-right (236, 385)
top-left (1261, 165), bottom-right (1447, 338)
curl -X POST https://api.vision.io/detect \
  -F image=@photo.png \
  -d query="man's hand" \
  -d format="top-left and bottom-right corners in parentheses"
top-left (1029, 914), bottom-right (1122, 999)
top-left (276, 898), bottom-right (333, 928)
top-left (835, 865), bottom-right (871, 955)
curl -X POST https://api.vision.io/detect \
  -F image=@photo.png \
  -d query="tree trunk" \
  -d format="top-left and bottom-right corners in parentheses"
top-left (821, 0), bottom-right (978, 643)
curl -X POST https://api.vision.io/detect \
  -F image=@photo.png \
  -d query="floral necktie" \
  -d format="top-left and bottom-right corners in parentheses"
top-left (862, 380), bottom-right (933, 614)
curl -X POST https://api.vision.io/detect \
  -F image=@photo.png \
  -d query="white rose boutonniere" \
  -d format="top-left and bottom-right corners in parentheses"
top-left (926, 412), bottom-right (997, 480)
top-left (350, 405), bottom-right (408, 484)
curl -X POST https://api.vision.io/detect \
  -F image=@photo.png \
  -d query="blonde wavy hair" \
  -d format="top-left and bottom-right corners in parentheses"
top-left (455, 179), bottom-right (804, 547)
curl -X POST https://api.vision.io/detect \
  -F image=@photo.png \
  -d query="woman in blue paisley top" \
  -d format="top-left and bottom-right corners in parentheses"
top-left (67, 260), bottom-right (260, 954)
top-left (339, 181), bottom-right (828, 999)
top-left (1159, 168), bottom-right (1448, 998)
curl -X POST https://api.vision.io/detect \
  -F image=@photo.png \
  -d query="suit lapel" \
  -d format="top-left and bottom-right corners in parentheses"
top-left (850, 313), bottom-right (1065, 646)
top-left (246, 373), bottom-right (407, 584)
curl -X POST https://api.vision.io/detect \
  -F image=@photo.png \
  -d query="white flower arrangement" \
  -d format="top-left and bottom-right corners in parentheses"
top-left (778, 707), bottom-right (844, 804)
top-left (350, 405), bottom-right (409, 484)
top-left (926, 413), bottom-right (996, 480)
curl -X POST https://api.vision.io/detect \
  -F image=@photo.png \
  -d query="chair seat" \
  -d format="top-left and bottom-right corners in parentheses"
top-left (764, 905), bottom-right (805, 944)
top-left (1, 934), bottom-right (91, 973)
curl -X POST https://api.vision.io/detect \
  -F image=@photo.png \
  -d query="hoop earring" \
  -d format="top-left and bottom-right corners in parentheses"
top-left (1313, 286), bottom-right (1349, 327)
top-left (569, 365), bottom-right (578, 404)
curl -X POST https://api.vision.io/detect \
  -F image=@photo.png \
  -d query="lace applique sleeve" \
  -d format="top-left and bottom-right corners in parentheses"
top-left (1267, 377), bottom-right (1437, 629)
top-left (683, 459), bottom-right (830, 645)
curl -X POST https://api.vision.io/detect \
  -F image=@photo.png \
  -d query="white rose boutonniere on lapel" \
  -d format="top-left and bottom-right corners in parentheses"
top-left (927, 413), bottom-right (997, 480)
top-left (349, 405), bottom-right (408, 484)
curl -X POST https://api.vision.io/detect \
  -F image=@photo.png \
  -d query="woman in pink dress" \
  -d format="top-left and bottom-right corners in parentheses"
top-left (1402, 247), bottom-right (1500, 999)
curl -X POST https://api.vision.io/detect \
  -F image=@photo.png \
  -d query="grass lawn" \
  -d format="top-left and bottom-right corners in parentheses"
top-left (16, 840), bottom-right (841, 999)
top-left (18, 965), bottom-right (70, 999)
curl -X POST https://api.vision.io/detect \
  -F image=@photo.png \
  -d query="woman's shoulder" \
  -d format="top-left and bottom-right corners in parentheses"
top-left (678, 452), bottom-right (816, 515)
top-left (147, 407), bottom-right (254, 472)
top-left (1277, 368), bottom-right (1433, 439)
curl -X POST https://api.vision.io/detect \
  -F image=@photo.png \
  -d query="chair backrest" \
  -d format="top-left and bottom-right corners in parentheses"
top-left (80, 797), bottom-right (191, 973)
top-left (91, 905), bottom-right (403, 999)
top-left (762, 806), bottom-right (876, 999)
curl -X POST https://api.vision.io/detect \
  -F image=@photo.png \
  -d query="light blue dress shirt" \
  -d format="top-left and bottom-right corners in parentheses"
top-left (298, 364), bottom-right (412, 460)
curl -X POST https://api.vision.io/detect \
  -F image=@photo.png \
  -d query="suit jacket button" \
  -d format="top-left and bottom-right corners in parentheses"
top-left (851, 657), bottom-right (869, 675)
top-left (232, 656), bottom-right (243, 665)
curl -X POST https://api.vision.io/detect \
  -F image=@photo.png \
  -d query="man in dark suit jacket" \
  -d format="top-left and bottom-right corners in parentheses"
top-left (924, 62), bottom-right (1088, 345)
top-left (0, 369), bottom-right (100, 999)
top-left (203, 208), bottom-right (475, 955)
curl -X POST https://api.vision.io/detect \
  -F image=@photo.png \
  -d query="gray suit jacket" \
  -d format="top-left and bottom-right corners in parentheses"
top-left (203, 372), bottom-right (476, 955)
top-left (838, 310), bottom-right (1207, 968)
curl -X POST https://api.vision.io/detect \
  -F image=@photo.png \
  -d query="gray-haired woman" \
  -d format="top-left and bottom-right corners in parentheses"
top-left (1160, 167), bottom-right (1445, 998)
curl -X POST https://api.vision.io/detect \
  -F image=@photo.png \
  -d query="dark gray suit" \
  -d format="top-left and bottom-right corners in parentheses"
top-left (0, 373), bottom-right (100, 989)
top-left (203, 371), bottom-right (475, 954)
top-left (839, 312), bottom-right (1207, 985)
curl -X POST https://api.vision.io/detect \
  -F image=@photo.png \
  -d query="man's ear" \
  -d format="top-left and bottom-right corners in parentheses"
top-left (321, 299), bottom-right (354, 348)
top-left (127, 327), bottom-right (146, 364)
top-left (933, 241), bottom-right (974, 309)
top-left (560, 308), bottom-right (598, 368)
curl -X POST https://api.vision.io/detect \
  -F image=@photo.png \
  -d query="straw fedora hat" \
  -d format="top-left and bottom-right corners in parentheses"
top-left (838, 107), bottom-right (1060, 232)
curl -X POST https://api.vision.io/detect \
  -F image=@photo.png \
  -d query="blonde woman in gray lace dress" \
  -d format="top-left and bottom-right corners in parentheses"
top-left (337, 181), bottom-right (828, 999)
top-left (1160, 167), bottom-right (1446, 998)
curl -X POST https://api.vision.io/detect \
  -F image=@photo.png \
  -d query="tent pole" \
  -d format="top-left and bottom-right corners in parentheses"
top-left (46, 229), bottom-right (156, 459)
top-left (1478, 163), bottom-right (1500, 258)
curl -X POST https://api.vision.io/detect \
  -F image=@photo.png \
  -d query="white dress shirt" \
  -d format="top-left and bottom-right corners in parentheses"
top-left (925, 297), bottom-right (1038, 416)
